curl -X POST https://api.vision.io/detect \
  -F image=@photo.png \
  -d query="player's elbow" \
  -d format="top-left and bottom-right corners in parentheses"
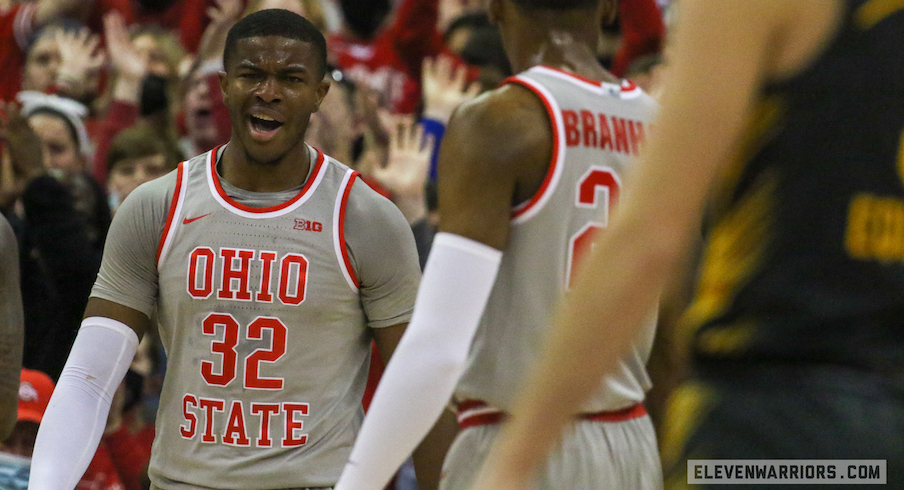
top-left (403, 325), bottom-right (471, 380)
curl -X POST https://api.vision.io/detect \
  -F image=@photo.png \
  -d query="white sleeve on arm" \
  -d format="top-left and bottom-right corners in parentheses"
top-left (28, 317), bottom-right (139, 490)
top-left (335, 232), bottom-right (502, 490)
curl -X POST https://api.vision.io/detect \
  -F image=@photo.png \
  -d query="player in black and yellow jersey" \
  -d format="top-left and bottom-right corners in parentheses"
top-left (464, 1), bottom-right (904, 489)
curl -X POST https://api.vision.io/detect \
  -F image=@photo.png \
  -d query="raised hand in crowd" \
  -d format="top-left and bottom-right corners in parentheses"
top-left (53, 28), bottom-right (105, 104)
top-left (194, 0), bottom-right (243, 68)
top-left (372, 114), bottom-right (433, 224)
top-left (0, 102), bottom-right (45, 212)
top-left (438, 0), bottom-right (486, 33)
top-left (104, 11), bottom-right (148, 104)
top-left (421, 54), bottom-right (480, 124)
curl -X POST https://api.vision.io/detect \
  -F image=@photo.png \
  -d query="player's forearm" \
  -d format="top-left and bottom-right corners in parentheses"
top-left (336, 233), bottom-right (501, 490)
top-left (337, 333), bottom-right (466, 490)
top-left (29, 317), bottom-right (138, 489)
top-left (412, 407), bottom-right (458, 490)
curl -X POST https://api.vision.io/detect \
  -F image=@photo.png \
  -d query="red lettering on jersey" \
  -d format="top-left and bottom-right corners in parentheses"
top-left (282, 403), bottom-right (309, 447)
top-left (198, 398), bottom-right (226, 443)
top-left (563, 110), bottom-right (580, 146)
top-left (218, 248), bottom-right (254, 301)
top-left (244, 317), bottom-right (287, 390)
top-left (222, 400), bottom-right (251, 446)
top-left (256, 251), bottom-right (278, 303)
top-left (278, 254), bottom-right (308, 305)
top-left (569, 167), bottom-right (622, 287)
top-left (250, 403), bottom-right (281, 447)
top-left (180, 394), bottom-right (198, 439)
top-left (611, 117), bottom-right (629, 154)
top-left (581, 110), bottom-right (598, 148)
top-left (200, 313), bottom-right (240, 386)
top-left (578, 167), bottom-right (621, 209)
top-left (187, 247), bottom-right (215, 298)
top-left (598, 113), bottom-right (614, 151)
top-left (628, 120), bottom-right (646, 155)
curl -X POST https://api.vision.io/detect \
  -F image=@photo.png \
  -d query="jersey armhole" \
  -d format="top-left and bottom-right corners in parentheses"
top-left (333, 169), bottom-right (361, 291)
top-left (156, 161), bottom-right (188, 269)
top-left (502, 76), bottom-right (566, 224)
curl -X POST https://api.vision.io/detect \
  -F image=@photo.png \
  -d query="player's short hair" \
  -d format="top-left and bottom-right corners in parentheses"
top-left (223, 9), bottom-right (327, 77)
top-left (512, 0), bottom-right (601, 10)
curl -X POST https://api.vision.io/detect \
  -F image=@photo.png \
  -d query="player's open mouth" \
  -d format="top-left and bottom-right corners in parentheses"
top-left (248, 114), bottom-right (284, 141)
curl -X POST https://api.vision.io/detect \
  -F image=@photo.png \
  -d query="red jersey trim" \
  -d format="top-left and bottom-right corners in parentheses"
top-left (504, 77), bottom-right (562, 220)
top-left (157, 162), bottom-right (186, 265)
top-left (531, 66), bottom-right (644, 99)
top-left (337, 171), bottom-right (361, 289)
top-left (456, 399), bottom-right (646, 430)
top-left (208, 146), bottom-right (326, 214)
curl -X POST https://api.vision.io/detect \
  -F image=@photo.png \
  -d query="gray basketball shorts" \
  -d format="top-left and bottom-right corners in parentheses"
top-left (439, 413), bottom-right (663, 490)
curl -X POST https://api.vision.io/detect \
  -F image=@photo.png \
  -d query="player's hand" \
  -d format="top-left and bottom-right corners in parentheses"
top-left (421, 54), bottom-right (480, 124)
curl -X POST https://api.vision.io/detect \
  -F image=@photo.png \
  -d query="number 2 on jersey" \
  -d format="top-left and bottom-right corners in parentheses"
top-left (567, 167), bottom-right (621, 288)
top-left (201, 313), bottom-right (288, 389)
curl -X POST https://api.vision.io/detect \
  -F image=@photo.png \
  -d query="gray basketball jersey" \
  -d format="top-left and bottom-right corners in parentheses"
top-left (150, 146), bottom-right (373, 489)
top-left (455, 66), bottom-right (659, 412)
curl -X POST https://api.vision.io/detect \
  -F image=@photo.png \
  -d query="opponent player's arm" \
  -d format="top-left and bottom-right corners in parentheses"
top-left (0, 215), bottom-right (23, 440)
top-left (29, 176), bottom-right (170, 490)
top-left (336, 87), bottom-right (549, 490)
top-left (470, 1), bottom-right (842, 488)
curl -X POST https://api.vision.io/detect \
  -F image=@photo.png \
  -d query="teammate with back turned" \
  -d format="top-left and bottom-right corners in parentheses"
top-left (471, 0), bottom-right (904, 489)
top-left (334, 1), bottom-right (662, 489)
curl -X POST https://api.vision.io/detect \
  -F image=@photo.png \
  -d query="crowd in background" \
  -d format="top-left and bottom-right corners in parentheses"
top-left (0, 0), bottom-right (668, 488)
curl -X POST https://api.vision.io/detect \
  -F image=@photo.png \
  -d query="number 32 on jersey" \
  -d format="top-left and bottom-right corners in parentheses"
top-left (567, 166), bottom-right (621, 288)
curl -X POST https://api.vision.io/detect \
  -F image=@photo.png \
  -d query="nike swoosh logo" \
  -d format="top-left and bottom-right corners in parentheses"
top-left (182, 213), bottom-right (210, 225)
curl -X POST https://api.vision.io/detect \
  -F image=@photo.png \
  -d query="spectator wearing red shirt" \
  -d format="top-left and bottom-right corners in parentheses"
top-left (330, 0), bottom-right (450, 114)
top-left (85, 0), bottom-right (225, 54)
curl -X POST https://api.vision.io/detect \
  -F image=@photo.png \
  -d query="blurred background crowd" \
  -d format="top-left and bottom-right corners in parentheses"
top-left (0, 0), bottom-right (670, 487)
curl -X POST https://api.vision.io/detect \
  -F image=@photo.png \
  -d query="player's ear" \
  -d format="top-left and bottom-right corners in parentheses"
top-left (314, 79), bottom-right (330, 112)
top-left (218, 71), bottom-right (228, 102)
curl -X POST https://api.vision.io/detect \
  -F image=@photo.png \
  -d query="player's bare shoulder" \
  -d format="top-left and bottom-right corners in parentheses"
top-left (442, 80), bottom-right (553, 196)
top-left (451, 83), bottom-right (551, 158)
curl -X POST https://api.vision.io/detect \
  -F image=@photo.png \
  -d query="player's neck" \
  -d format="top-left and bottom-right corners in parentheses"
top-left (218, 142), bottom-right (312, 193)
top-left (510, 28), bottom-right (613, 82)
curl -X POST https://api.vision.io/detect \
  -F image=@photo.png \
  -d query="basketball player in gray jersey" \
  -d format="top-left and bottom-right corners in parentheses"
top-left (28, 10), bottom-right (427, 490)
top-left (335, 1), bottom-right (661, 489)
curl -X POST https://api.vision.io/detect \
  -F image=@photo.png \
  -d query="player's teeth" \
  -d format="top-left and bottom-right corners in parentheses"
top-left (253, 115), bottom-right (276, 121)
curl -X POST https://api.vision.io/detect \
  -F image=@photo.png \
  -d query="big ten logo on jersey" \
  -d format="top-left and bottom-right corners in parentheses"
top-left (187, 247), bottom-right (308, 305)
top-left (845, 126), bottom-right (904, 263)
top-left (567, 167), bottom-right (622, 287)
top-left (294, 219), bottom-right (322, 232)
top-left (562, 110), bottom-right (646, 156)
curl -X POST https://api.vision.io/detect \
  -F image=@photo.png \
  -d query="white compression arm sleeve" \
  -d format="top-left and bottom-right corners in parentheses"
top-left (335, 232), bottom-right (502, 490)
top-left (28, 317), bottom-right (139, 490)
